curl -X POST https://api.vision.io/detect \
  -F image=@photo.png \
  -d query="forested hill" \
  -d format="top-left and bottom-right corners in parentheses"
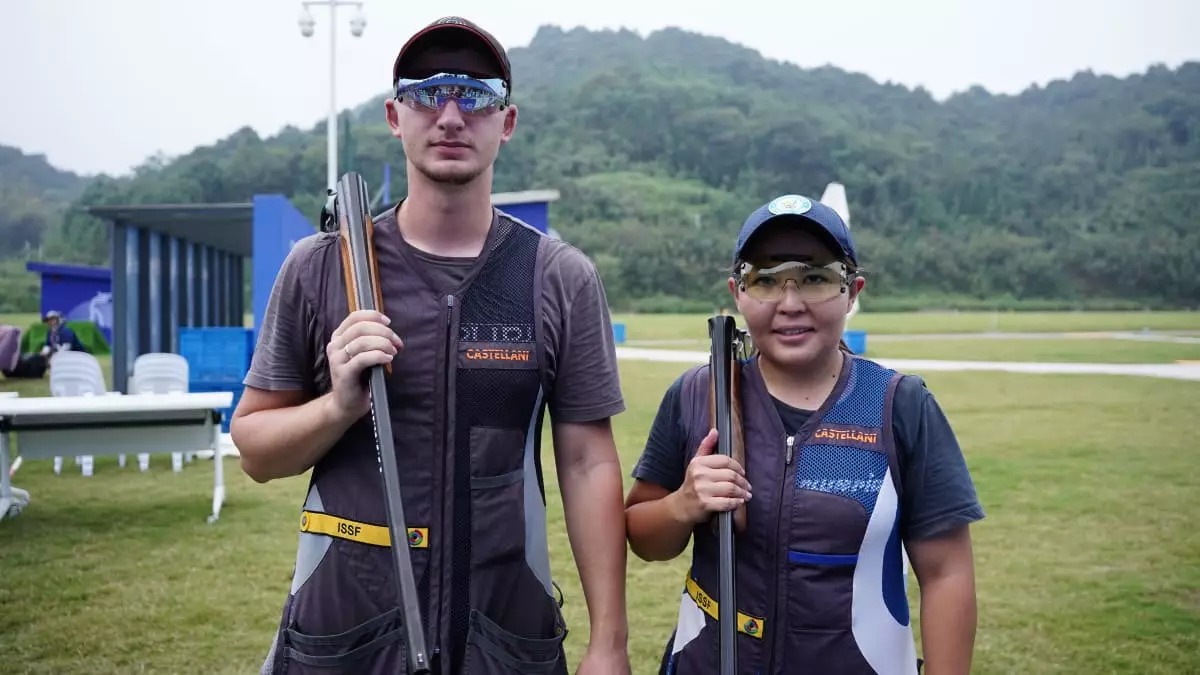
top-left (14, 25), bottom-right (1200, 313)
top-left (0, 144), bottom-right (89, 257)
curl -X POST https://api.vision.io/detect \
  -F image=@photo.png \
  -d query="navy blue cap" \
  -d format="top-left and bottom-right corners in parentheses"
top-left (733, 194), bottom-right (857, 267)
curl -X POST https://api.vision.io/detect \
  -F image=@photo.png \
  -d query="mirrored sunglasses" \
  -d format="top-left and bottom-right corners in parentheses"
top-left (394, 72), bottom-right (508, 114)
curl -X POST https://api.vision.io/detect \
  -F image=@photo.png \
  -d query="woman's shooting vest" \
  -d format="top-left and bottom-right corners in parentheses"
top-left (663, 354), bottom-right (920, 675)
top-left (262, 214), bottom-right (568, 675)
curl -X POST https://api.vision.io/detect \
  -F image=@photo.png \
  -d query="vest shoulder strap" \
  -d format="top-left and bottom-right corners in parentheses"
top-left (497, 214), bottom-right (554, 401)
top-left (678, 363), bottom-right (710, 455)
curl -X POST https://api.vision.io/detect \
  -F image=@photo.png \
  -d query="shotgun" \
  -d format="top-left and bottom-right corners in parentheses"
top-left (707, 314), bottom-right (746, 675)
top-left (320, 173), bottom-right (430, 675)
top-left (708, 319), bottom-right (748, 535)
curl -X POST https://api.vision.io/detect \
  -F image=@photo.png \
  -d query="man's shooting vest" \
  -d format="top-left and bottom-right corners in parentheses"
top-left (263, 215), bottom-right (568, 675)
top-left (663, 354), bottom-right (919, 675)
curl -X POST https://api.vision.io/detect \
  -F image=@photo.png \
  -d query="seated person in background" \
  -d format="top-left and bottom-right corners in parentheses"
top-left (41, 310), bottom-right (87, 356)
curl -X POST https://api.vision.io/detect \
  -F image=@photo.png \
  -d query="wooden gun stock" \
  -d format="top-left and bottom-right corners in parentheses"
top-left (335, 193), bottom-right (390, 375)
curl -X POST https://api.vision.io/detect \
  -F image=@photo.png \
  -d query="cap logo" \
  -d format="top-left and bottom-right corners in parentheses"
top-left (767, 195), bottom-right (812, 215)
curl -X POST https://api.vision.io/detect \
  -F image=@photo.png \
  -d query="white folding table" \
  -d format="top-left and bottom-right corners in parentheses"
top-left (0, 392), bottom-right (234, 524)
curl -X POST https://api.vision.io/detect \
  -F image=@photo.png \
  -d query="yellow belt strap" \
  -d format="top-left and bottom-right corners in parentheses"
top-left (685, 576), bottom-right (766, 639)
top-left (300, 510), bottom-right (428, 549)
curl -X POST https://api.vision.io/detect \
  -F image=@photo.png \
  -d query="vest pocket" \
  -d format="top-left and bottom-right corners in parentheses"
top-left (782, 552), bottom-right (877, 673)
top-left (469, 426), bottom-right (528, 571)
top-left (279, 607), bottom-right (409, 673)
top-left (470, 466), bottom-right (525, 569)
top-left (781, 627), bottom-right (876, 675)
top-left (462, 607), bottom-right (567, 674)
top-left (784, 549), bottom-right (855, 630)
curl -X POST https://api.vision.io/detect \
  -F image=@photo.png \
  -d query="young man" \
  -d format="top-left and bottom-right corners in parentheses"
top-left (232, 17), bottom-right (632, 675)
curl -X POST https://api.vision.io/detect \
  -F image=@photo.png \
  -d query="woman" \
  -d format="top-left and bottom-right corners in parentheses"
top-left (625, 194), bottom-right (984, 675)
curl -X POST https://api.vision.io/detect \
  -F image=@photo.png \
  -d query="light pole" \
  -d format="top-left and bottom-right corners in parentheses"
top-left (298, 0), bottom-right (366, 191)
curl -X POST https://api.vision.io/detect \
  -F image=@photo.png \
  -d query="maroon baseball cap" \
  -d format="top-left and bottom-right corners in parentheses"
top-left (392, 16), bottom-right (512, 89)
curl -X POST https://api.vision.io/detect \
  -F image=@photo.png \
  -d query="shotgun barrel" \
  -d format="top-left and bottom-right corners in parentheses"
top-left (708, 314), bottom-right (738, 675)
top-left (322, 173), bottom-right (431, 674)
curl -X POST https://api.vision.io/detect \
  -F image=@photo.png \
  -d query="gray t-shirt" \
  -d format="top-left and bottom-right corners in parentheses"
top-left (631, 371), bottom-right (985, 542)
top-left (243, 207), bottom-right (626, 426)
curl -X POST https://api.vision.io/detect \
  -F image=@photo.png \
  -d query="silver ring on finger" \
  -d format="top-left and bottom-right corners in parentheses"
top-left (343, 345), bottom-right (352, 360)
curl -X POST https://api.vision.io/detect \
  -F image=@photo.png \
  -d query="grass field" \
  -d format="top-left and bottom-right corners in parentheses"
top-left (622, 335), bottom-right (1200, 365)
top-left (866, 338), bottom-right (1200, 364)
top-left (609, 311), bottom-right (1200, 364)
top-left (611, 310), bottom-right (1200, 342)
top-left (2, 353), bottom-right (1198, 674)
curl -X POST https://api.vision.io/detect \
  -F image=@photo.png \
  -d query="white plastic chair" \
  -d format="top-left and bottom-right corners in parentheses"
top-left (131, 353), bottom-right (190, 395)
top-left (47, 351), bottom-right (109, 477)
top-left (130, 353), bottom-right (193, 472)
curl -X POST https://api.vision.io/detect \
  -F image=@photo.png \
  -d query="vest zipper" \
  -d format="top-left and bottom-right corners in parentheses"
top-left (767, 433), bottom-right (795, 675)
top-left (435, 293), bottom-right (455, 668)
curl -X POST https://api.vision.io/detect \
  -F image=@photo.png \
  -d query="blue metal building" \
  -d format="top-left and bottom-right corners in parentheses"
top-left (490, 189), bottom-right (561, 235)
top-left (86, 202), bottom-right (257, 395)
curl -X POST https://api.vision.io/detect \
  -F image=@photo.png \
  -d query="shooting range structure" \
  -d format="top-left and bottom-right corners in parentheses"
top-left (87, 195), bottom-right (327, 390)
top-left (490, 189), bottom-right (559, 236)
top-left (87, 189), bottom-right (563, 396)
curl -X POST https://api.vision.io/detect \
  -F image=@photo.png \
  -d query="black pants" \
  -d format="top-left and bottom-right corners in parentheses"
top-left (2, 354), bottom-right (47, 379)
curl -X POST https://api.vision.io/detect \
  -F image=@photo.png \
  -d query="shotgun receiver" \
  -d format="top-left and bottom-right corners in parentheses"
top-left (320, 173), bottom-right (430, 675)
top-left (707, 314), bottom-right (748, 675)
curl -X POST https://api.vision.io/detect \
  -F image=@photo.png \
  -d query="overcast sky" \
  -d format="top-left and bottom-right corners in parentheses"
top-left (4, 0), bottom-right (1197, 178)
